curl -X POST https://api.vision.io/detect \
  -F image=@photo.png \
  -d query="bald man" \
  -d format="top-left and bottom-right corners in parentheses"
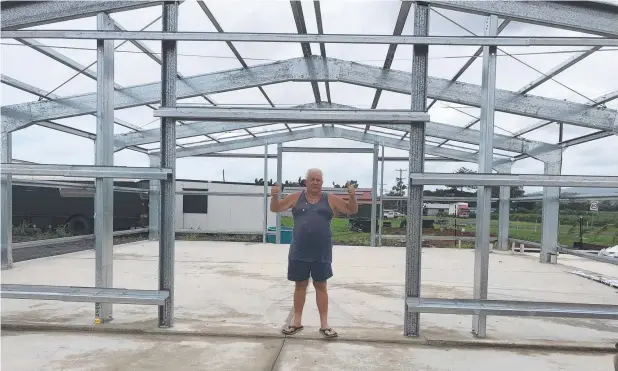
top-left (270, 168), bottom-right (358, 338)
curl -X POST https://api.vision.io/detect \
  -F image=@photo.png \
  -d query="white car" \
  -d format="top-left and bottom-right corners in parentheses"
top-left (598, 245), bottom-right (618, 259)
top-left (383, 210), bottom-right (395, 219)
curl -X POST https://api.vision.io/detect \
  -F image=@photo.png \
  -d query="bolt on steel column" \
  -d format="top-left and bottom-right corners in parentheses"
top-left (472, 15), bottom-right (498, 338)
top-left (404, 1), bottom-right (429, 337)
top-left (158, 0), bottom-right (178, 328)
top-left (94, 12), bottom-right (115, 323)
top-left (371, 143), bottom-right (379, 247)
top-left (1, 132), bottom-right (13, 270)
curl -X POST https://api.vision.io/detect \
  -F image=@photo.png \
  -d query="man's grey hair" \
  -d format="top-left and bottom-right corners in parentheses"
top-left (305, 168), bottom-right (323, 179)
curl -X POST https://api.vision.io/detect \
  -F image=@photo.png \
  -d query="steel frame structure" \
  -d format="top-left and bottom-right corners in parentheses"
top-left (2, 1), bottom-right (618, 337)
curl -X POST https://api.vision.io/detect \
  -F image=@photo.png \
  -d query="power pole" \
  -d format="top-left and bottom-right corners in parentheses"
top-left (395, 168), bottom-right (407, 213)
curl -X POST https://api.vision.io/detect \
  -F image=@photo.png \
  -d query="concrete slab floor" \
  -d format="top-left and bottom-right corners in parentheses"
top-left (2, 330), bottom-right (617, 371)
top-left (2, 241), bottom-right (617, 349)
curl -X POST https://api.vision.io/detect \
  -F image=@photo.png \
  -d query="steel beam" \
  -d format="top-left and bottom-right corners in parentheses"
top-left (263, 143), bottom-right (269, 243)
top-left (281, 146), bottom-right (375, 153)
top-left (0, 1), bottom-right (164, 30)
top-left (0, 284), bottom-right (169, 305)
top-left (4, 30), bottom-right (617, 47)
top-left (371, 143), bottom-right (379, 247)
top-left (115, 121), bottom-right (267, 150)
top-left (409, 173), bottom-right (618, 188)
top-left (472, 15), bottom-right (498, 339)
top-left (115, 100), bottom-right (555, 156)
top-left (540, 153), bottom-right (563, 264)
top-left (276, 144), bottom-right (283, 244)
top-left (406, 297), bottom-right (618, 319)
top-left (94, 12), bottom-right (115, 323)
top-left (158, 0), bottom-right (178, 328)
top-left (167, 126), bottom-right (494, 164)
top-left (5, 57), bottom-right (615, 134)
top-left (404, 2), bottom-right (428, 338)
top-left (424, 1), bottom-right (618, 37)
top-left (1, 132), bottom-right (12, 269)
top-left (153, 107), bottom-right (430, 123)
top-left (290, 1), bottom-right (321, 103)
top-left (378, 145), bottom-right (385, 246)
top-left (149, 156), bottom-right (160, 241)
top-left (307, 102), bottom-right (556, 155)
top-left (497, 166), bottom-right (512, 251)
top-left (366, 0), bottom-right (412, 132)
top-left (1, 164), bottom-right (171, 179)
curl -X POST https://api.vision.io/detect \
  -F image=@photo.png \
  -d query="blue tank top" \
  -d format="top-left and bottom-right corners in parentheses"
top-left (288, 191), bottom-right (334, 263)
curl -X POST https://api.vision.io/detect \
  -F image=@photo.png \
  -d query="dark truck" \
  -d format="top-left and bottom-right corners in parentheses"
top-left (348, 204), bottom-right (382, 233)
top-left (12, 180), bottom-right (149, 235)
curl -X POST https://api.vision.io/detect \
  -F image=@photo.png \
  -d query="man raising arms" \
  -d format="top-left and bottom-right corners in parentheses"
top-left (270, 168), bottom-right (358, 338)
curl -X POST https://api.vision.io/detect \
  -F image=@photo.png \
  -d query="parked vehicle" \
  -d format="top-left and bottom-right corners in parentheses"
top-left (12, 180), bottom-right (149, 235)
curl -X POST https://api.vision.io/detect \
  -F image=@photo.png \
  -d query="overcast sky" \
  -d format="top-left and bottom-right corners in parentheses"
top-left (2, 0), bottom-right (617, 194)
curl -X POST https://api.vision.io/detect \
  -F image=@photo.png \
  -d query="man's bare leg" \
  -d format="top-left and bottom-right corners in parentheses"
top-left (313, 281), bottom-right (328, 328)
top-left (292, 280), bottom-right (309, 327)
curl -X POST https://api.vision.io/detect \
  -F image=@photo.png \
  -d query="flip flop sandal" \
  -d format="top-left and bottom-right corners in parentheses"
top-left (319, 327), bottom-right (338, 338)
top-left (282, 325), bottom-right (304, 335)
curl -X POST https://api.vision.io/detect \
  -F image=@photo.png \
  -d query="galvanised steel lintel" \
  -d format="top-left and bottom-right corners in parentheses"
top-left (406, 297), bottom-right (618, 319)
top-left (153, 107), bottom-right (430, 123)
top-left (3, 30), bottom-right (618, 47)
top-left (281, 146), bottom-right (375, 153)
top-left (423, 0), bottom-right (618, 37)
top-left (0, 164), bottom-right (171, 180)
top-left (0, 1), bottom-right (166, 30)
top-left (409, 173), bottom-right (618, 188)
top-left (4, 57), bottom-right (616, 134)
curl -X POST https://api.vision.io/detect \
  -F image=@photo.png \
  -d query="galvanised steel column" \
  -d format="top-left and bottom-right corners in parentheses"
top-left (263, 143), bottom-right (268, 243)
top-left (158, 0), bottom-right (178, 328)
top-left (276, 143), bottom-right (283, 244)
top-left (94, 12), bottom-right (115, 323)
top-left (378, 145), bottom-right (385, 246)
top-left (540, 151), bottom-right (563, 264)
top-left (472, 14), bottom-right (498, 338)
top-left (148, 155), bottom-right (160, 241)
top-left (371, 143), bottom-right (379, 247)
top-left (496, 164), bottom-right (512, 251)
top-left (1, 132), bottom-right (13, 270)
top-left (405, 2), bottom-right (429, 337)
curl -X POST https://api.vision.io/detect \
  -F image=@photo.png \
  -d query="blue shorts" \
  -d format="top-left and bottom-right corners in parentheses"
top-left (287, 259), bottom-right (333, 282)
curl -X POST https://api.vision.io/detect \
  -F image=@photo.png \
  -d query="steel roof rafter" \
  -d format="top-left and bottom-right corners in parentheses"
top-left (423, 1), bottom-right (618, 38)
top-left (195, 0), bottom-right (287, 134)
top-left (110, 12), bottom-right (224, 143)
top-left (156, 125), bottom-right (506, 165)
top-left (4, 56), bottom-right (617, 134)
top-left (0, 1), bottom-right (165, 30)
top-left (365, 0), bottom-right (413, 133)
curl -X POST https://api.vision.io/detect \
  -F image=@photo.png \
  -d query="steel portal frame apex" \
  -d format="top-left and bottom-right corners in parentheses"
top-left (153, 107), bottom-right (430, 123)
top-left (409, 172), bottom-right (618, 188)
top-left (4, 57), bottom-right (616, 134)
top-left (3, 30), bottom-right (618, 47)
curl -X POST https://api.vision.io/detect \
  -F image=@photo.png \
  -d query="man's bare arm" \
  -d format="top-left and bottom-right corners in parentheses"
top-left (328, 193), bottom-right (358, 215)
top-left (270, 191), bottom-right (300, 212)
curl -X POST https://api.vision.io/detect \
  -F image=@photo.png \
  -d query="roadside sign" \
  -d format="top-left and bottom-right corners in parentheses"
top-left (590, 201), bottom-right (599, 211)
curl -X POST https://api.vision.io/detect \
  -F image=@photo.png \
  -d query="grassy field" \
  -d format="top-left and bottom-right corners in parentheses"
top-left (281, 214), bottom-right (618, 247)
